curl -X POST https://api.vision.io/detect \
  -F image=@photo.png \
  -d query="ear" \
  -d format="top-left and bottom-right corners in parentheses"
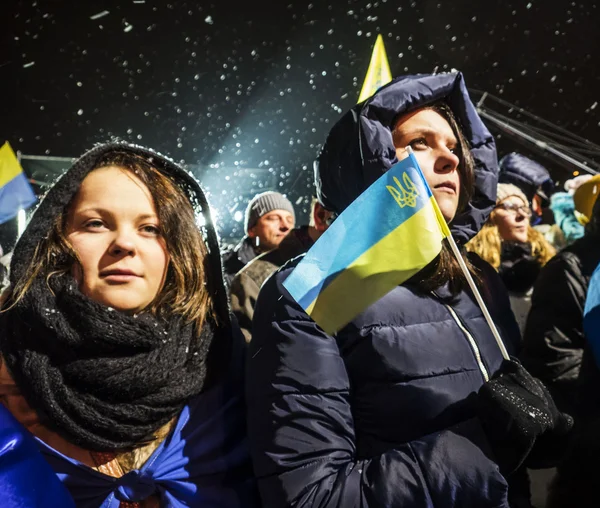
top-left (247, 227), bottom-right (257, 238)
top-left (313, 203), bottom-right (332, 232)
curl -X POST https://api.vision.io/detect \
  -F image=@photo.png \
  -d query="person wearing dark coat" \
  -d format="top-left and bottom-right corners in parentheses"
top-left (230, 199), bottom-right (333, 341)
top-left (545, 262), bottom-right (600, 507)
top-left (467, 183), bottom-right (555, 333)
top-left (246, 72), bottom-right (571, 508)
top-left (521, 191), bottom-right (600, 418)
top-left (222, 191), bottom-right (295, 285)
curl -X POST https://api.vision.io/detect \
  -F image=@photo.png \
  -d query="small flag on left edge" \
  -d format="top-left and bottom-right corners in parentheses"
top-left (0, 142), bottom-right (37, 224)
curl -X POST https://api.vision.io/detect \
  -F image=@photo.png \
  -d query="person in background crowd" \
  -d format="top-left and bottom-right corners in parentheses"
top-left (499, 153), bottom-right (566, 250)
top-left (522, 174), bottom-right (600, 419)
top-left (230, 197), bottom-right (333, 341)
top-left (499, 152), bottom-right (554, 223)
top-left (222, 191), bottom-right (295, 285)
top-left (573, 174), bottom-right (600, 230)
top-left (467, 183), bottom-right (555, 332)
top-left (246, 72), bottom-right (571, 508)
top-left (548, 175), bottom-right (591, 245)
top-left (546, 261), bottom-right (600, 508)
top-left (0, 143), bottom-right (259, 507)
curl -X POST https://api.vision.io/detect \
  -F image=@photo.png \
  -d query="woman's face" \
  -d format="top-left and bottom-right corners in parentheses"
top-left (493, 196), bottom-right (531, 243)
top-left (66, 166), bottom-right (169, 313)
top-left (394, 108), bottom-right (461, 222)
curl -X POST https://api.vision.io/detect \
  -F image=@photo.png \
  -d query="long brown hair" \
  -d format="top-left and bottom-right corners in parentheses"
top-left (8, 151), bottom-right (214, 332)
top-left (393, 102), bottom-right (479, 295)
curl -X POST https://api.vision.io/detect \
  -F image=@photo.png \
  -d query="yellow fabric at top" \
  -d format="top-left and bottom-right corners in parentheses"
top-left (306, 196), bottom-right (448, 334)
top-left (0, 142), bottom-right (24, 188)
top-left (357, 34), bottom-right (393, 104)
top-left (573, 174), bottom-right (600, 225)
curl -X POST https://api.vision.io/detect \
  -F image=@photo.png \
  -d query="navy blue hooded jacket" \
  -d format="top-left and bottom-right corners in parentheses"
top-left (247, 73), bottom-right (522, 507)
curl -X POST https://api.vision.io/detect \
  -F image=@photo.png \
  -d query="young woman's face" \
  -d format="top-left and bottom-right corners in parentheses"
top-left (493, 196), bottom-right (531, 243)
top-left (394, 108), bottom-right (461, 222)
top-left (66, 166), bottom-right (169, 313)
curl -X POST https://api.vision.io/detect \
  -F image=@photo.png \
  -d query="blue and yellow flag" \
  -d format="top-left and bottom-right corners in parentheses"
top-left (0, 142), bottom-right (37, 224)
top-left (283, 152), bottom-right (451, 334)
top-left (357, 34), bottom-right (392, 103)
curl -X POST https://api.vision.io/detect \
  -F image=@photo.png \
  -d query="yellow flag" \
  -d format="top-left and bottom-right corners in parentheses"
top-left (0, 142), bottom-right (37, 224)
top-left (357, 34), bottom-right (392, 103)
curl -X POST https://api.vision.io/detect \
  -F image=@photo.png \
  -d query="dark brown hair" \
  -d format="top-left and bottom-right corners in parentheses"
top-left (393, 102), bottom-right (479, 295)
top-left (9, 151), bottom-right (214, 332)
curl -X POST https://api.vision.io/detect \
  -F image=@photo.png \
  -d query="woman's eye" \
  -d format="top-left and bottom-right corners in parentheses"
top-left (408, 138), bottom-right (428, 149)
top-left (84, 220), bottom-right (105, 229)
top-left (141, 225), bottom-right (161, 235)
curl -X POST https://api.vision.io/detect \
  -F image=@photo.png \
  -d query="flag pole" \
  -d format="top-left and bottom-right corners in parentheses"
top-left (445, 232), bottom-right (510, 361)
top-left (404, 146), bottom-right (510, 361)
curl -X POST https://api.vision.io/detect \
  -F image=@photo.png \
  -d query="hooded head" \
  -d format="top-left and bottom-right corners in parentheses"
top-left (499, 153), bottom-right (554, 204)
top-left (314, 71), bottom-right (498, 245)
top-left (9, 141), bottom-right (230, 327)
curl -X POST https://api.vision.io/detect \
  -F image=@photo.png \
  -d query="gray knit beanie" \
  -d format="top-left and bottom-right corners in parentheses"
top-left (244, 191), bottom-right (295, 233)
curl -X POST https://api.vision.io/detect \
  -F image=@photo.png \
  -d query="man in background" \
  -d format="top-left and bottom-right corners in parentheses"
top-left (222, 191), bottom-right (295, 285)
top-left (230, 198), bottom-right (333, 341)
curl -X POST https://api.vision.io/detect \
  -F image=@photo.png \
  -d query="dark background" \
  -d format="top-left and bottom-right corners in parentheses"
top-left (2, 0), bottom-right (599, 248)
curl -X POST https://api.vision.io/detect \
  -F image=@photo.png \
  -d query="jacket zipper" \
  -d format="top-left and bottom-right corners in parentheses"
top-left (444, 304), bottom-right (490, 382)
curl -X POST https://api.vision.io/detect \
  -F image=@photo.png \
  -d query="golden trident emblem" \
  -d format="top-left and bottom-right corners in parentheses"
top-left (386, 172), bottom-right (419, 208)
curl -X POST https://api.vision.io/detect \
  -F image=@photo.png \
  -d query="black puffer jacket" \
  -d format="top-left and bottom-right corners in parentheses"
top-left (247, 72), bottom-right (523, 508)
top-left (521, 233), bottom-right (600, 416)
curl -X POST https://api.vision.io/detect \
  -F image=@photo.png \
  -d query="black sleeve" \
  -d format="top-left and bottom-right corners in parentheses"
top-left (246, 275), bottom-right (510, 508)
top-left (521, 254), bottom-right (587, 388)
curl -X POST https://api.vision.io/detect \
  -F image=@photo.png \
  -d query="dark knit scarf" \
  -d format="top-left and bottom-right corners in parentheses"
top-left (0, 273), bottom-right (217, 452)
top-left (498, 241), bottom-right (542, 293)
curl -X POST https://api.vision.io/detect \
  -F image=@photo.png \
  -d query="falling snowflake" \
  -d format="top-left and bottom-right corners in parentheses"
top-left (90, 10), bottom-right (109, 20)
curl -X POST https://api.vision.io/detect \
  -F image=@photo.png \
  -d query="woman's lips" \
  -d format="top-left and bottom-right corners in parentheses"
top-left (100, 269), bottom-right (140, 282)
top-left (434, 182), bottom-right (457, 194)
top-left (102, 274), bottom-right (138, 282)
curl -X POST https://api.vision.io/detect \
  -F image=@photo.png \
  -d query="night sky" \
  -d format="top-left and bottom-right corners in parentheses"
top-left (2, 0), bottom-right (600, 247)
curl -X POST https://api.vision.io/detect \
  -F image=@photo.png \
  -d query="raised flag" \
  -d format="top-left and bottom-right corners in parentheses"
top-left (357, 34), bottom-right (393, 103)
top-left (283, 151), bottom-right (451, 334)
top-left (0, 142), bottom-right (37, 224)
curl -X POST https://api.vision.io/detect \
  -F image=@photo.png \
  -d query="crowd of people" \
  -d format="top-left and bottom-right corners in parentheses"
top-left (2, 71), bottom-right (600, 507)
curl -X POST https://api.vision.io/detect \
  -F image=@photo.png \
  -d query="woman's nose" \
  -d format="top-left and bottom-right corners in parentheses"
top-left (434, 147), bottom-right (459, 173)
top-left (109, 231), bottom-right (136, 256)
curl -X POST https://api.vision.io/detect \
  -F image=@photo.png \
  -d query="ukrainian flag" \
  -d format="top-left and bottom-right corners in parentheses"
top-left (0, 142), bottom-right (37, 224)
top-left (283, 152), bottom-right (451, 334)
top-left (357, 34), bottom-right (392, 103)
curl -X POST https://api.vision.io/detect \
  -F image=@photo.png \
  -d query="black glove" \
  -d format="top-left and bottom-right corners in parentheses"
top-left (477, 358), bottom-right (573, 477)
